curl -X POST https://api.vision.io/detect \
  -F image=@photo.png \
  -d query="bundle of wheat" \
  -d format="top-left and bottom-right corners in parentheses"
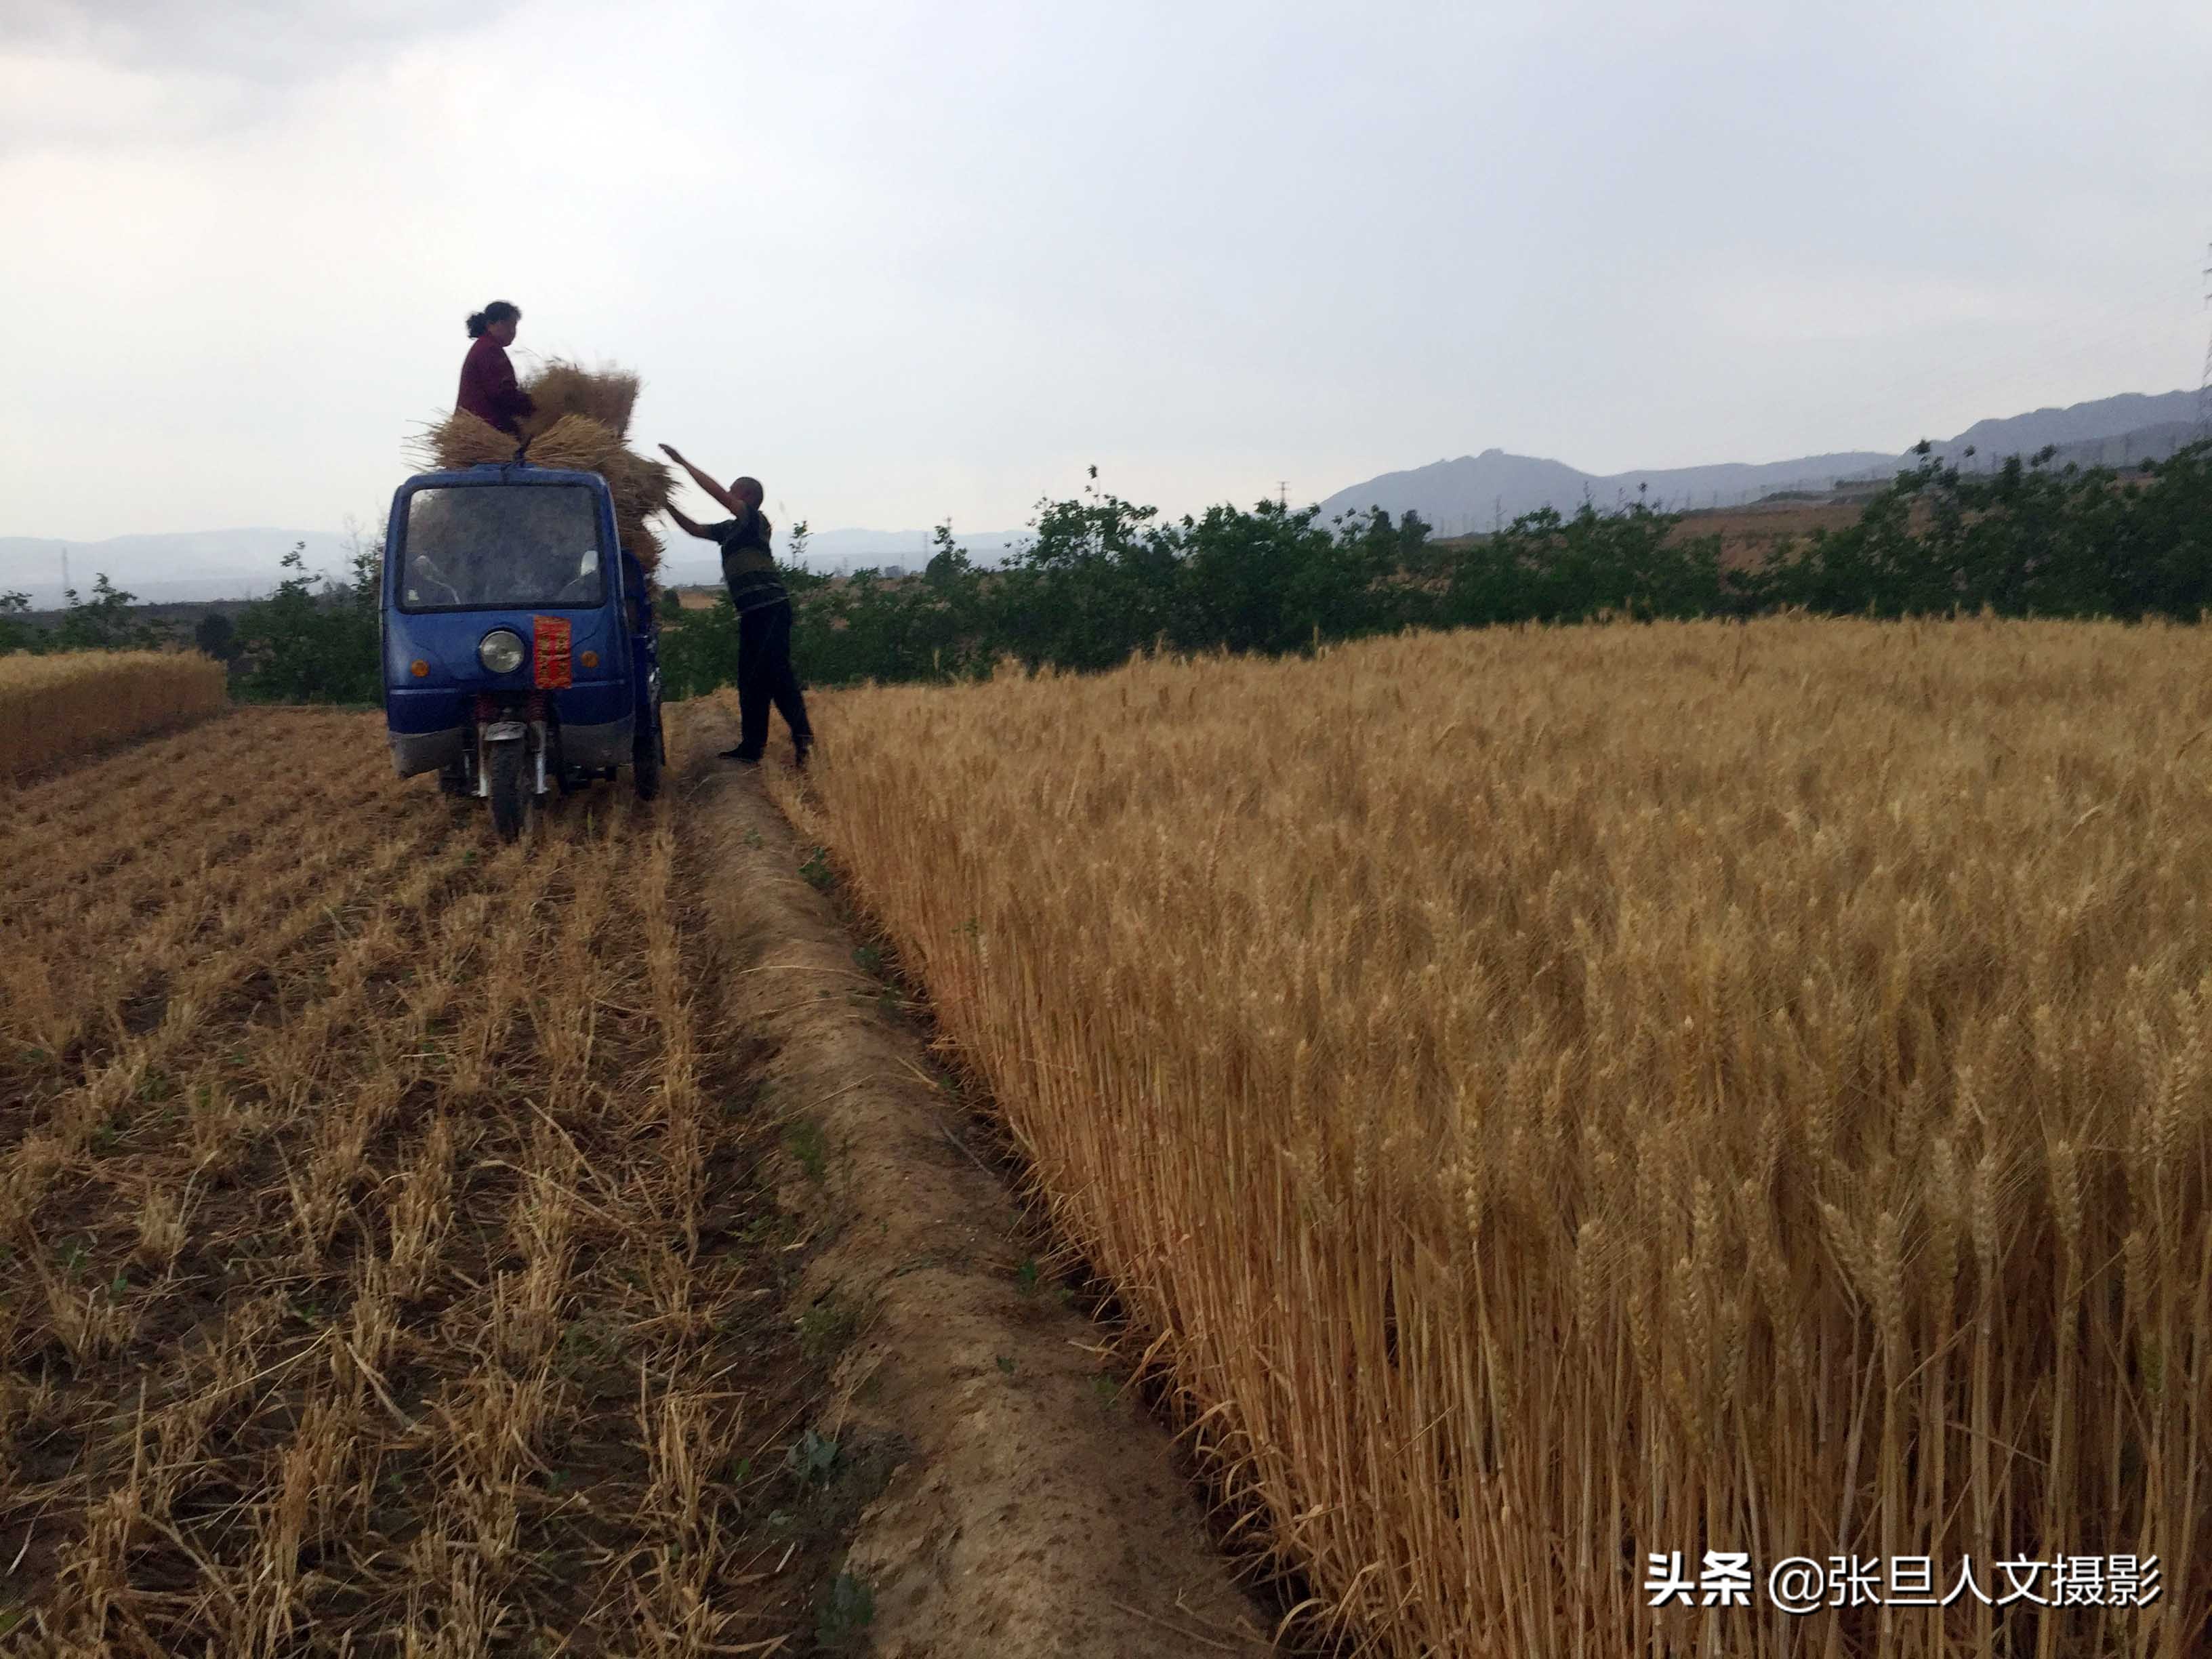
top-left (600, 447), bottom-right (675, 518)
top-left (517, 359), bottom-right (640, 444)
top-left (518, 366), bottom-right (668, 575)
top-left (409, 408), bottom-right (518, 473)
top-left (522, 413), bottom-right (620, 472)
top-left (619, 520), bottom-right (665, 573)
top-left (600, 448), bottom-right (676, 573)
top-left (415, 364), bottom-right (670, 575)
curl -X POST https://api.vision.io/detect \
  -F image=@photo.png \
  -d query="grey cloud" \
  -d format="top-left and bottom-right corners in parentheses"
top-left (1, 0), bottom-right (2208, 547)
top-left (1, 0), bottom-right (526, 83)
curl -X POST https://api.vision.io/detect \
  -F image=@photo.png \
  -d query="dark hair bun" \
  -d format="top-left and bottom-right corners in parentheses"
top-left (466, 301), bottom-right (518, 340)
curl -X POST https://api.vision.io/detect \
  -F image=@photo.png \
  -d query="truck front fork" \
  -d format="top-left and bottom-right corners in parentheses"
top-left (473, 692), bottom-right (549, 798)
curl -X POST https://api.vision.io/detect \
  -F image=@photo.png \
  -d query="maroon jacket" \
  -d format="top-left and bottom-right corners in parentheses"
top-left (457, 335), bottom-right (533, 436)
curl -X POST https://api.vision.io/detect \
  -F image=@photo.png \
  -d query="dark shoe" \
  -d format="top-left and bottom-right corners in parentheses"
top-left (792, 739), bottom-right (813, 772)
top-left (720, 746), bottom-right (762, 764)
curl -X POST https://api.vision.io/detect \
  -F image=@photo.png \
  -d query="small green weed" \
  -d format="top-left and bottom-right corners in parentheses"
top-left (784, 1427), bottom-right (842, 1490)
top-left (798, 1294), bottom-right (857, 1360)
top-left (815, 1572), bottom-right (875, 1652)
top-left (799, 845), bottom-right (833, 890)
top-left (557, 1317), bottom-right (624, 1372)
top-left (739, 1210), bottom-right (787, 1248)
top-left (783, 1118), bottom-right (828, 1183)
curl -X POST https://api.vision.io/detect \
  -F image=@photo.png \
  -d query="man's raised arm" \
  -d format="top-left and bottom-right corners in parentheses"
top-left (658, 445), bottom-right (745, 517)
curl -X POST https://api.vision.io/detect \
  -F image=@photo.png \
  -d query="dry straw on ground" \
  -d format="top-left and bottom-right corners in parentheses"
top-left (411, 358), bottom-right (672, 575)
top-left (772, 616), bottom-right (2212, 1658)
top-left (0, 710), bottom-right (846, 1652)
top-left (0, 649), bottom-right (226, 779)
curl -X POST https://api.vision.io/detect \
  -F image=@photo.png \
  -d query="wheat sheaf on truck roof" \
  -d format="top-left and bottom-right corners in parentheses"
top-left (409, 359), bottom-right (674, 577)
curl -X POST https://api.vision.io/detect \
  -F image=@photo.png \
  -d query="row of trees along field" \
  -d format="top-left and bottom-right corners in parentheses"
top-left (7, 438), bottom-right (2209, 703)
top-left (663, 437), bottom-right (2212, 694)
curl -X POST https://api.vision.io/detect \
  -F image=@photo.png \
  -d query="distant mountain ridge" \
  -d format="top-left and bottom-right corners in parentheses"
top-left (1912, 390), bottom-right (2198, 464)
top-left (1319, 390), bottom-right (2203, 535)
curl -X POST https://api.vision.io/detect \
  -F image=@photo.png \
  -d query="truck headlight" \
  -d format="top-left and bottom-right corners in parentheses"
top-left (478, 629), bottom-right (527, 674)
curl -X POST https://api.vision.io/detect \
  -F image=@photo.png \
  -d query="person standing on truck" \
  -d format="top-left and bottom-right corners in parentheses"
top-left (659, 445), bottom-right (813, 769)
top-left (457, 300), bottom-right (535, 438)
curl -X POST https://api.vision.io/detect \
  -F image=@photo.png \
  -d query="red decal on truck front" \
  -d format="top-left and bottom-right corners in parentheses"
top-left (533, 617), bottom-right (573, 689)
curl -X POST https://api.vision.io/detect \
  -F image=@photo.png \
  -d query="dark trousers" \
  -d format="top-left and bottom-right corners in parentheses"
top-left (734, 598), bottom-right (811, 758)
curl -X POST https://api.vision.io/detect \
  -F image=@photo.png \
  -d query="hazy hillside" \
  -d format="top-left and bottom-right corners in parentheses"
top-left (1, 523), bottom-right (1033, 609)
top-left (1322, 389), bottom-right (2203, 531)
top-left (0, 529), bottom-right (362, 611)
top-left (1321, 447), bottom-right (1898, 533)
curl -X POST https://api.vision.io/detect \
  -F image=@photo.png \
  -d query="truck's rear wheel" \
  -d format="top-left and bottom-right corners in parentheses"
top-left (633, 705), bottom-right (664, 802)
top-left (487, 740), bottom-right (531, 842)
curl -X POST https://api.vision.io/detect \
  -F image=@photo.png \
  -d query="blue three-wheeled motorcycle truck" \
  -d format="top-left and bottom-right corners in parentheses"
top-left (380, 462), bottom-right (665, 840)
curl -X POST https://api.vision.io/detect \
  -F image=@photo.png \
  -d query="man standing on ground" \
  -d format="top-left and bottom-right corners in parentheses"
top-left (659, 445), bottom-right (813, 769)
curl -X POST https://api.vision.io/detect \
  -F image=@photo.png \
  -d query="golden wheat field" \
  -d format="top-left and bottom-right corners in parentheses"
top-left (772, 617), bottom-right (2212, 1658)
top-left (0, 651), bottom-right (228, 780)
top-left (0, 710), bottom-right (863, 1656)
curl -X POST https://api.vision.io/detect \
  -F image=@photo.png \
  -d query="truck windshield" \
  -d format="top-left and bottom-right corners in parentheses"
top-left (399, 485), bottom-right (606, 611)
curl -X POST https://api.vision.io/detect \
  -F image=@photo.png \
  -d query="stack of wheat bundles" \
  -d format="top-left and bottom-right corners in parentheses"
top-left (413, 358), bottom-right (673, 578)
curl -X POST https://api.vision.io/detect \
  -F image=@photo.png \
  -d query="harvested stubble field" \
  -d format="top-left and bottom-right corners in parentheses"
top-left (772, 617), bottom-right (2212, 1658)
top-left (0, 710), bottom-right (863, 1654)
top-left (1, 652), bottom-right (228, 781)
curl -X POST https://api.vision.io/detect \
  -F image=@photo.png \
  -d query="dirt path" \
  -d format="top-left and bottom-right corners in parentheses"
top-left (676, 701), bottom-right (1282, 1658)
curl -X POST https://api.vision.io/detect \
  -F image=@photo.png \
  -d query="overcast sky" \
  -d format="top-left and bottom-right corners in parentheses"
top-left (4, 0), bottom-right (2209, 550)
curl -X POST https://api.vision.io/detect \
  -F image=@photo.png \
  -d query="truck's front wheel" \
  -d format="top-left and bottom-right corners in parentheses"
top-left (487, 740), bottom-right (531, 842)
